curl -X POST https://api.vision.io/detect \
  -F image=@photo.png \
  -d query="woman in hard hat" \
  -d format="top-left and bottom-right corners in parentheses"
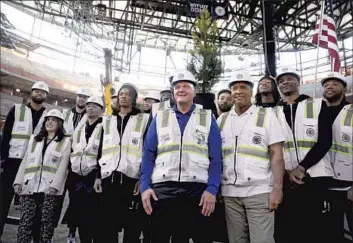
top-left (13, 109), bottom-right (71, 243)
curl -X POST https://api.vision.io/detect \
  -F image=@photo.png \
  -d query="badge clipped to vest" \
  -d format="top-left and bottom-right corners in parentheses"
top-left (51, 152), bottom-right (61, 164)
top-left (342, 133), bottom-right (351, 143)
top-left (252, 135), bottom-right (262, 145)
top-left (196, 127), bottom-right (207, 145)
top-left (306, 127), bottom-right (315, 137)
top-left (131, 132), bottom-right (141, 146)
top-left (92, 144), bottom-right (99, 153)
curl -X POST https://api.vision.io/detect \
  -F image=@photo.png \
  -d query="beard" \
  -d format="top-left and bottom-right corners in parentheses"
top-left (324, 92), bottom-right (343, 103)
top-left (32, 96), bottom-right (45, 104)
top-left (77, 103), bottom-right (86, 109)
top-left (218, 103), bottom-right (232, 113)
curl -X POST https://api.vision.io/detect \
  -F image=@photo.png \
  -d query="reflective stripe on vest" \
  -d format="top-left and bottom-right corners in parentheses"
top-left (25, 165), bottom-right (57, 174)
top-left (134, 113), bottom-right (144, 132)
top-left (237, 146), bottom-right (268, 160)
top-left (161, 108), bottom-right (208, 129)
top-left (105, 118), bottom-right (111, 135)
top-left (284, 141), bottom-right (295, 151)
top-left (72, 128), bottom-right (102, 158)
top-left (157, 144), bottom-right (180, 156)
top-left (343, 105), bottom-right (353, 127)
top-left (305, 99), bottom-right (315, 119)
top-left (219, 113), bottom-right (230, 131)
top-left (331, 143), bottom-right (353, 154)
top-left (19, 104), bottom-right (27, 122)
top-left (255, 108), bottom-right (267, 127)
top-left (64, 110), bottom-right (71, 123)
top-left (159, 102), bottom-right (166, 111)
top-left (11, 134), bottom-right (30, 140)
top-left (297, 140), bottom-right (316, 150)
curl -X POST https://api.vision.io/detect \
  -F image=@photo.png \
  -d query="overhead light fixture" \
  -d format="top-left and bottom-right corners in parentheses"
top-left (64, 99), bottom-right (68, 102)
top-left (15, 88), bottom-right (21, 92)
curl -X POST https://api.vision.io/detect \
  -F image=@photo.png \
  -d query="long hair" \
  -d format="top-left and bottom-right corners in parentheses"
top-left (34, 117), bottom-right (66, 142)
top-left (255, 77), bottom-right (281, 107)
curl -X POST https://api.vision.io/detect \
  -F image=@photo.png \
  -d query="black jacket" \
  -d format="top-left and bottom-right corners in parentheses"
top-left (0, 103), bottom-right (46, 164)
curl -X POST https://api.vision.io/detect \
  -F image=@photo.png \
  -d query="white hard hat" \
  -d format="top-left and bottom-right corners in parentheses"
top-left (160, 85), bottom-right (171, 94)
top-left (119, 82), bottom-right (139, 98)
top-left (111, 90), bottom-right (118, 98)
top-left (87, 96), bottom-right (104, 108)
top-left (32, 81), bottom-right (49, 93)
top-left (276, 67), bottom-right (301, 83)
top-left (144, 91), bottom-right (160, 102)
top-left (171, 70), bottom-right (197, 86)
top-left (228, 72), bottom-right (254, 89)
top-left (76, 87), bottom-right (92, 97)
top-left (45, 109), bottom-right (64, 121)
top-left (320, 72), bottom-right (347, 87)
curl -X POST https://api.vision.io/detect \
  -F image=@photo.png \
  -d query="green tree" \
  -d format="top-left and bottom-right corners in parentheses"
top-left (187, 9), bottom-right (223, 93)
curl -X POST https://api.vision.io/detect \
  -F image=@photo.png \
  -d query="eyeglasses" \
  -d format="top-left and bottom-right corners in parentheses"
top-left (174, 84), bottom-right (193, 91)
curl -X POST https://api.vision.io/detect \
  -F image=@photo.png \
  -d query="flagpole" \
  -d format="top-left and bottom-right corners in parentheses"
top-left (314, 0), bottom-right (325, 98)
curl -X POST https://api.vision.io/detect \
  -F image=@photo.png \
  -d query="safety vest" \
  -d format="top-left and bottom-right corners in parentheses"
top-left (99, 113), bottom-right (149, 179)
top-left (63, 109), bottom-right (88, 135)
top-left (151, 108), bottom-right (212, 184)
top-left (20, 135), bottom-right (71, 195)
top-left (280, 98), bottom-right (333, 177)
top-left (218, 106), bottom-right (273, 186)
top-left (330, 104), bottom-right (353, 182)
top-left (9, 104), bottom-right (47, 159)
top-left (152, 101), bottom-right (202, 117)
top-left (70, 122), bottom-right (102, 176)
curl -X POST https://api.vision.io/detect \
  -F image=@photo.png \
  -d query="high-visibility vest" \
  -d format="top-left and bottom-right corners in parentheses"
top-left (99, 113), bottom-right (149, 179)
top-left (294, 98), bottom-right (333, 177)
top-left (218, 106), bottom-right (273, 186)
top-left (71, 122), bottom-right (102, 176)
top-left (63, 109), bottom-right (88, 135)
top-left (20, 135), bottom-right (71, 195)
top-left (151, 108), bottom-right (212, 184)
top-left (9, 104), bottom-right (47, 159)
top-left (151, 101), bottom-right (202, 117)
top-left (330, 104), bottom-right (353, 183)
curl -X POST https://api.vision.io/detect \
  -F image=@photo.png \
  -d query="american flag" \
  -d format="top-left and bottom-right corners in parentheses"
top-left (312, 0), bottom-right (341, 72)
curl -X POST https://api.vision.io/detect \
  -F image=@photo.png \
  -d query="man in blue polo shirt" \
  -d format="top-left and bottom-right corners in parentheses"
top-left (140, 70), bottom-right (222, 243)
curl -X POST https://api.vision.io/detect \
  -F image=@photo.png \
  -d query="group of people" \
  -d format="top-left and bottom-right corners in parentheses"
top-left (0, 67), bottom-right (351, 243)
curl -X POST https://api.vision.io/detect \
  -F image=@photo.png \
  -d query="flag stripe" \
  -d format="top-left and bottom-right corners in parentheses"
top-left (311, 0), bottom-right (341, 72)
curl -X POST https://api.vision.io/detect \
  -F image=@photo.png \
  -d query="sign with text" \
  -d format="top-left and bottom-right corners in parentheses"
top-left (187, 0), bottom-right (229, 20)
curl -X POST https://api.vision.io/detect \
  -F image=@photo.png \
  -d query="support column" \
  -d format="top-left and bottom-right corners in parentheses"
top-left (262, 0), bottom-right (276, 77)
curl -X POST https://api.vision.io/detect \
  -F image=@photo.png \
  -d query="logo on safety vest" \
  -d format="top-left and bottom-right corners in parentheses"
top-left (252, 135), bottom-right (262, 145)
top-left (236, 74), bottom-right (243, 79)
top-left (342, 133), bottom-right (351, 143)
top-left (132, 137), bottom-right (139, 145)
top-left (178, 73), bottom-right (184, 79)
top-left (52, 155), bottom-right (60, 164)
top-left (196, 133), bottom-right (206, 145)
top-left (92, 144), bottom-right (99, 153)
top-left (160, 134), bottom-right (170, 143)
top-left (306, 128), bottom-right (315, 137)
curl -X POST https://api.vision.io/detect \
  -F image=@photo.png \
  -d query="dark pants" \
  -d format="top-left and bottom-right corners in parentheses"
top-left (320, 190), bottom-right (348, 243)
top-left (97, 171), bottom-right (140, 243)
top-left (150, 184), bottom-right (212, 243)
top-left (0, 159), bottom-right (21, 237)
top-left (17, 194), bottom-right (57, 243)
top-left (275, 177), bottom-right (331, 243)
top-left (60, 170), bottom-right (78, 233)
top-left (346, 197), bottom-right (353, 234)
top-left (70, 172), bottom-right (100, 243)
